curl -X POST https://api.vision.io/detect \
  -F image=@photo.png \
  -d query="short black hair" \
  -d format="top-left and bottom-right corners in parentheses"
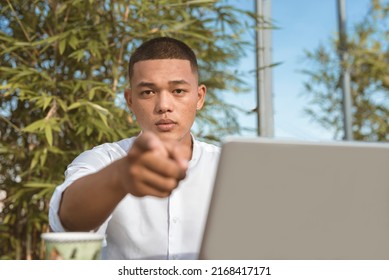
top-left (128, 37), bottom-right (198, 80)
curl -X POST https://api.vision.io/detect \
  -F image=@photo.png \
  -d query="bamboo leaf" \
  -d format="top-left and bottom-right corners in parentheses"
top-left (0, 33), bottom-right (15, 43)
top-left (30, 152), bottom-right (40, 170)
top-left (24, 182), bottom-right (56, 188)
top-left (97, 112), bottom-right (108, 127)
top-left (14, 41), bottom-right (32, 47)
top-left (88, 88), bottom-right (96, 100)
top-left (68, 49), bottom-right (85, 62)
top-left (40, 148), bottom-right (48, 166)
top-left (31, 34), bottom-right (61, 46)
top-left (69, 35), bottom-right (79, 49)
top-left (86, 126), bottom-right (93, 136)
top-left (23, 119), bottom-right (46, 133)
top-left (44, 125), bottom-right (53, 146)
top-left (43, 96), bottom-right (52, 110)
top-left (68, 102), bottom-right (82, 110)
top-left (59, 39), bottom-right (66, 55)
top-left (88, 102), bottom-right (109, 115)
top-left (76, 125), bottom-right (86, 135)
top-left (47, 146), bottom-right (65, 154)
top-left (56, 98), bottom-right (68, 111)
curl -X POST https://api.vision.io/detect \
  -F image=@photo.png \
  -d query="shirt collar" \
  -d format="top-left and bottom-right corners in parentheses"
top-left (189, 133), bottom-right (200, 168)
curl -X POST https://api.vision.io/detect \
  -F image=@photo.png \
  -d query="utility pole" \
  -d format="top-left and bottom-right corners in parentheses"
top-left (255, 0), bottom-right (274, 137)
top-left (337, 0), bottom-right (353, 140)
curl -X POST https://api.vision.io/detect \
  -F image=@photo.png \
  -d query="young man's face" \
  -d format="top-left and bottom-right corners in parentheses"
top-left (125, 59), bottom-right (206, 147)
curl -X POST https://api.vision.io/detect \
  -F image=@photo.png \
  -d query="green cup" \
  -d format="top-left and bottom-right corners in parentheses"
top-left (41, 232), bottom-right (104, 260)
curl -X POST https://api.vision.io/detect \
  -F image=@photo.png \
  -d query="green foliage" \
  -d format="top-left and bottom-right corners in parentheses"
top-left (301, 0), bottom-right (388, 141)
top-left (0, 0), bottom-right (258, 259)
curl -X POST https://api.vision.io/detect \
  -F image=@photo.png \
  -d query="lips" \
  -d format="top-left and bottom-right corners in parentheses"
top-left (155, 119), bottom-right (177, 132)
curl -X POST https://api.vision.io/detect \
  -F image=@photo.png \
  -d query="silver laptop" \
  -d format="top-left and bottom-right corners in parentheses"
top-left (200, 137), bottom-right (389, 259)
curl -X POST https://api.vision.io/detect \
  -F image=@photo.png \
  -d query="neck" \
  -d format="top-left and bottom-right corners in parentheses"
top-left (181, 133), bottom-right (194, 161)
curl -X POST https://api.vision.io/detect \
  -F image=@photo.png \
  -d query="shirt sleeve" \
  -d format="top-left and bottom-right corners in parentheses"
top-left (48, 148), bottom-right (114, 241)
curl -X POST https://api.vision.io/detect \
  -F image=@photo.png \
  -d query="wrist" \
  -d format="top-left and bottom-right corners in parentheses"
top-left (109, 158), bottom-right (129, 198)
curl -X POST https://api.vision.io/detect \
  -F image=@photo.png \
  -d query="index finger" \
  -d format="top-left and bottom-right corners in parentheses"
top-left (131, 132), bottom-right (168, 157)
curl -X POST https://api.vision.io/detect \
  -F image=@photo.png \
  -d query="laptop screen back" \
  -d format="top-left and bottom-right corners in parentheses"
top-left (200, 138), bottom-right (389, 259)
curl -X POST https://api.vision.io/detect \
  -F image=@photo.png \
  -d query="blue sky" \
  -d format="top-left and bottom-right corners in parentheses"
top-left (227, 0), bottom-right (372, 140)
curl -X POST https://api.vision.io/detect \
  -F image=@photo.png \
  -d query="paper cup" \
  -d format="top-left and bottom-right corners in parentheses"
top-left (41, 232), bottom-right (104, 260)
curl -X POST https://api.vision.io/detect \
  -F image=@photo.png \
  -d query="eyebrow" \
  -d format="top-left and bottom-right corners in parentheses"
top-left (135, 80), bottom-right (190, 88)
top-left (168, 80), bottom-right (190, 86)
top-left (135, 81), bottom-right (155, 88)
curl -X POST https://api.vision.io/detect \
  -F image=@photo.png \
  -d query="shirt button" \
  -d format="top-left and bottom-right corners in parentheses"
top-left (172, 217), bottom-right (179, 223)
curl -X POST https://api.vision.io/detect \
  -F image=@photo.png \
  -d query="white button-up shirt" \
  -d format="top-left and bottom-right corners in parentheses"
top-left (49, 136), bottom-right (220, 260)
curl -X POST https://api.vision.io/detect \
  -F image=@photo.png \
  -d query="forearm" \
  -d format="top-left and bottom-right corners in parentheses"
top-left (58, 159), bottom-right (127, 231)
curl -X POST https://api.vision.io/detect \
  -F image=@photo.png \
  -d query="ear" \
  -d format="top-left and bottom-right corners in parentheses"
top-left (124, 88), bottom-right (133, 110)
top-left (196, 84), bottom-right (206, 110)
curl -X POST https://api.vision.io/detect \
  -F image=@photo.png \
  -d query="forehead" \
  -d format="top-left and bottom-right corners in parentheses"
top-left (131, 59), bottom-right (198, 85)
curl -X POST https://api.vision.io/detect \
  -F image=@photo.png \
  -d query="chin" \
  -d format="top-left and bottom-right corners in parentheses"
top-left (156, 132), bottom-right (179, 141)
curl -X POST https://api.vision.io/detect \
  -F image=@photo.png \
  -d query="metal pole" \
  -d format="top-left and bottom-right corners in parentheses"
top-left (255, 0), bottom-right (274, 137)
top-left (337, 0), bottom-right (353, 140)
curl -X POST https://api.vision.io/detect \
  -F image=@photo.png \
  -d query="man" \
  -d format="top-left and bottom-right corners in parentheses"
top-left (49, 37), bottom-right (220, 260)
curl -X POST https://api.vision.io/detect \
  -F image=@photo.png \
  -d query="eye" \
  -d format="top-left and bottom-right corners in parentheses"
top-left (173, 89), bottom-right (186, 95)
top-left (140, 90), bottom-right (155, 97)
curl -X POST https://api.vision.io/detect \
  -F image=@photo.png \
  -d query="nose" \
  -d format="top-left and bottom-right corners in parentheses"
top-left (155, 91), bottom-right (173, 114)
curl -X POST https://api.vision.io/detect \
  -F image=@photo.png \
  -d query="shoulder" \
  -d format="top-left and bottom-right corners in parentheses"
top-left (194, 139), bottom-right (221, 155)
top-left (71, 137), bottom-right (136, 168)
top-left (192, 138), bottom-right (220, 167)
